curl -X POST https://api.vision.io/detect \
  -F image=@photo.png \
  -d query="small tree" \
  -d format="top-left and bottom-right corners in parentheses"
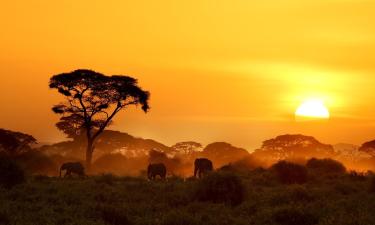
top-left (49, 69), bottom-right (150, 169)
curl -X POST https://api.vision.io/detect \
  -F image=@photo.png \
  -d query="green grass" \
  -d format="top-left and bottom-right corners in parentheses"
top-left (0, 171), bottom-right (375, 225)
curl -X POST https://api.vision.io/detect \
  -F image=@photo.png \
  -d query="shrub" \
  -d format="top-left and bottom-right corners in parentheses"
top-left (95, 204), bottom-right (131, 225)
top-left (194, 172), bottom-right (245, 206)
top-left (271, 161), bottom-right (308, 184)
top-left (0, 157), bottom-right (25, 189)
top-left (272, 207), bottom-right (319, 225)
top-left (306, 158), bottom-right (346, 175)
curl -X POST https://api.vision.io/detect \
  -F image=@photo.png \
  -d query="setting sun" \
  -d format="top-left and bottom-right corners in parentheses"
top-left (295, 99), bottom-right (330, 119)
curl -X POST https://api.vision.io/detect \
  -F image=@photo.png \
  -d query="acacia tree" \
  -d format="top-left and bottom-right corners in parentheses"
top-left (253, 134), bottom-right (335, 161)
top-left (0, 128), bottom-right (37, 156)
top-left (50, 69), bottom-right (150, 169)
top-left (359, 140), bottom-right (375, 157)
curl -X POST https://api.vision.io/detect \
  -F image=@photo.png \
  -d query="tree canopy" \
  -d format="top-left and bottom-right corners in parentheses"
top-left (254, 134), bottom-right (335, 161)
top-left (359, 140), bottom-right (375, 157)
top-left (50, 69), bottom-right (150, 168)
top-left (0, 128), bottom-right (37, 156)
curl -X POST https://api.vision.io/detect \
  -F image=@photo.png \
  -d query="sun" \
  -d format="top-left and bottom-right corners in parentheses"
top-left (295, 99), bottom-right (330, 119)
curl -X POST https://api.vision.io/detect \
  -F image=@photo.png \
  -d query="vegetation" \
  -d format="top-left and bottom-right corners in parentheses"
top-left (0, 157), bottom-right (25, 189)
top-left (271, 161), bottom-right (308, 184)
top-left (2, 127), bottom-right (375, 224)
top-left (50, 69), bottom-right (150, 169)
top-left (0, 167), bottom-right (375, 225)
top-left (194, 171), bottom-right (245, 206)
top-left (306, 158), bottom-right (346, 175)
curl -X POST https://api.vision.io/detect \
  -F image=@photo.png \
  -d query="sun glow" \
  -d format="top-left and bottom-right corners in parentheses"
top-left (295, 99), bottom-right (330, 119)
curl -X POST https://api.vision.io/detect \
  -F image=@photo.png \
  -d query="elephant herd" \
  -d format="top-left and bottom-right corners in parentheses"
top-left (59, 158), bottom-right (214, 180)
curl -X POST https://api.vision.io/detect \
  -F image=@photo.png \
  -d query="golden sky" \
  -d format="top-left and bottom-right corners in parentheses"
top-left (1, 0), bottom-right (375, 149)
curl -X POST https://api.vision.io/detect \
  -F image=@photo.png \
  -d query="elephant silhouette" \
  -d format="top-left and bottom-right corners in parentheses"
top-left (147, 163), bottom-right (166, 180)
top-left (60, 162), bottom-right (85, 178)
top-left (194, 158), bottom-right (213, 178)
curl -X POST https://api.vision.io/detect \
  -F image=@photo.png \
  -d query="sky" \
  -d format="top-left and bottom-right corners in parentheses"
top-left (1, 0), bottom-right (375, 150)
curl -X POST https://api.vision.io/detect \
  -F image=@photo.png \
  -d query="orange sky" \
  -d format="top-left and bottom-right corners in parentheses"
top-left (1, 0), bottom-right (375, 149)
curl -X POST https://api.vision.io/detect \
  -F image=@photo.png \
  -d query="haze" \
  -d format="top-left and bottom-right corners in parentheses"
top-left (1, 0), bottom-right (375, 149)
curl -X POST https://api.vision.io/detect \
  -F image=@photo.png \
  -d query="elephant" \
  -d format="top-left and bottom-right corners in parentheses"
top-left (60, 162), bottom-right (85, 178)
top-left (147, 163), bottom-right (167, 180)
top-left (194, 158), bottom-right (213, 178)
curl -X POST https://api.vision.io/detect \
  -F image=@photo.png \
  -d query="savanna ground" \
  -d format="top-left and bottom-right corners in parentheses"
top-left (1, 169), bottom-right (375, 225)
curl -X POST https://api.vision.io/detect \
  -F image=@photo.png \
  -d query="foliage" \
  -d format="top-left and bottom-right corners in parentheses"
top-left (50, 69), bottom-right (150, 167)
top-left (359, 139), bottom-right (375, 157)
top-left (194, 172), bottom-right (245, 206)
top-left (0, 172), bottom-right (375, 225)
top-left (201, 142), bottom-right (249, 168)
top-left (253, 134), bottom-right (335, 162)
top-left (0, 157), bottom-right (25, 189)
top-left (171, 141), bottom-right (203, 155)
top-left (306, 158), bottom-right (346, 175)
top-left (271, 161), bottom-right (308, 184)
top-left (0, 128), bottom-right (37, 156)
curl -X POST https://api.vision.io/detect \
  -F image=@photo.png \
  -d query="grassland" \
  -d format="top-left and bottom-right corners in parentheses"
top-left (0, 170), bottom-right (375, 225)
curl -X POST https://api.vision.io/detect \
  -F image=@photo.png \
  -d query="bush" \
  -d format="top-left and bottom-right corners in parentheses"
top-left (271, 161), bottom-right (308, 184)
top-left (306, 158), bottom-right (346, 175)
top-left (272, 207), bottom-right (319, 225)
top-left (95, 204), bottom-right (131, 225)
top-left (194, 172), bottom-right (245, 206)
top-left (0, 157), bottom-right (25, 189)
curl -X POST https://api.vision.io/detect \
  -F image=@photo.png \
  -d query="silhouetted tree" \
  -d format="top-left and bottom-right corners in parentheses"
top-left (55, 114), bottom-right (86, 139)
top-left (49, 69), bottom-right (150, 169)
top-left (0, 128), bottom-right (37, 156)
top-left (202, 142), bottom-right (249, 167)
top-left (254, 134), bottom-right (335, 161)
top-left (359, 140), bottom-right (375, 157)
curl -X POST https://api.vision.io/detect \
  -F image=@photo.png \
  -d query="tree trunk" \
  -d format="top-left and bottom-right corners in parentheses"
top-left (85, 139), bottom-right (94, 172)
